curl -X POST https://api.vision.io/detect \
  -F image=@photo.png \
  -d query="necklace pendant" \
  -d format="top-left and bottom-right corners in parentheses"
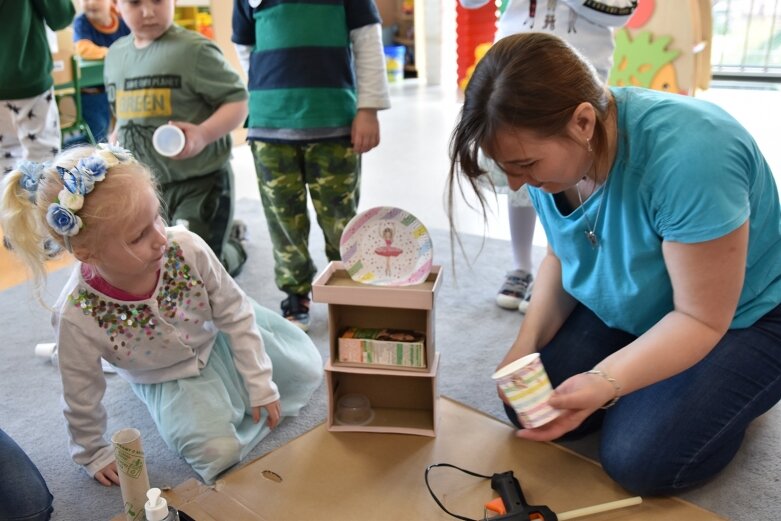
top-left (585, 230), bottom-right (598, 248)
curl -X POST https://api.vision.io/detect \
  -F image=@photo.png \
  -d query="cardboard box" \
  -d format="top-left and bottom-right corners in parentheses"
top-left (338, 327), bottom-right (426, 368)
top-left (325, 353), bottom-right (440, 436)
top-left (312, 261), bottom-right (442, 371)
top-left (139, 397), bottom-right (726, 521)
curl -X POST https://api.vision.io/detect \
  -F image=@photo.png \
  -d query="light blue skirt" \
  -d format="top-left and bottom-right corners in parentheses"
top-left (130, 301), bottom-right (323, 483)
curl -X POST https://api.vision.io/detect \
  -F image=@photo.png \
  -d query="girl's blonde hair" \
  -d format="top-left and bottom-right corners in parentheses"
top-left (1, 145), bottom-right (158, 299)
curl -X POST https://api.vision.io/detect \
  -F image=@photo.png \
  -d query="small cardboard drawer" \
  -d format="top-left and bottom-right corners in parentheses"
top-left (325, 354), bottom-right (440, 437)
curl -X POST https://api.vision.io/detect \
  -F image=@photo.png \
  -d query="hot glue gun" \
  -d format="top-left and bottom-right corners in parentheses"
top-left (486, 471), bottom-right (557, 521)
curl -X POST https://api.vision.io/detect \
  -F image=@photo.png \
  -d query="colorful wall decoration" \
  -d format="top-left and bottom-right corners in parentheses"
top-left (609, 0), bottom-right (712, 95)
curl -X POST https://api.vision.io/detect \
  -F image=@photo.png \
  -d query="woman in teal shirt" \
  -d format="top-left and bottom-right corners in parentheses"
top-left (448, 32), bottom-right (781, 495)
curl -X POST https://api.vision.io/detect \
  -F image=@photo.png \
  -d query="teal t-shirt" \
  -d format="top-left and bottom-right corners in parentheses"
top-left (529, 87), bottom-right (781, 335)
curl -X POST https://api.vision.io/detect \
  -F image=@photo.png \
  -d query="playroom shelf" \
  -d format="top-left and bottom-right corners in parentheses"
top-left (313, 261), bottom-right (442, 436)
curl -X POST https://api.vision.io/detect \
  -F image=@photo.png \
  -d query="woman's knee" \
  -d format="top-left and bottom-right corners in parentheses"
top-left (599, 431), bottom-right (742, 496)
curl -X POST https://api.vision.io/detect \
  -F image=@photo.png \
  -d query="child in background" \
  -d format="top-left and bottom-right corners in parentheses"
top-left (0, 145), bottom-right (323, 484)
top-left (458, 0), bottom-right (638, 313)
top-left (106, 0), bottom-right (248, 276)
top-left (70, 0), bottom-right (130, 143)
top-left (232, 0), bottom-right (391, 331)
top-left (0, 0), bottom-right (75, 174)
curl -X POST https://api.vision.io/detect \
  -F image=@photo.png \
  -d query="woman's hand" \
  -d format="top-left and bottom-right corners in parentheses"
top-left (252, 400), bottom-right (281, 429)
top-left (515, 371), bottom-right (617, 441)
top-left (94, 461), bottom-right (120, 486)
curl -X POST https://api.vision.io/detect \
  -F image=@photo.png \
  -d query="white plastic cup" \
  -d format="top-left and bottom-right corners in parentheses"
top-left (34, 342), bottom-right (56, 360)
top-left (492, 353), bottom-right (561, 429)
top-left (152, 124), bottom-right (185, 157)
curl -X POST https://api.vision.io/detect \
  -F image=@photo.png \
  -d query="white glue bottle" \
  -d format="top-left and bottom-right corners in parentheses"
top-left (145, 487), bottom-right (180, 521)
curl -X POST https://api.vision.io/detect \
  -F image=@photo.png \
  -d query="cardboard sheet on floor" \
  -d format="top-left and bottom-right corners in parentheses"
top-left (144, 397), bottom-right (726, 521)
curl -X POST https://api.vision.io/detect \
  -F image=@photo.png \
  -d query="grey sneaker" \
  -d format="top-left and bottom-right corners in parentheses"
top-left (496, 269), bottom-right (533, 310)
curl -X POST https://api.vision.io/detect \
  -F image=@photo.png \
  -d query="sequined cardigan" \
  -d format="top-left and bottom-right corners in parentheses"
top-left (52, 226), bottom-right (278, 477)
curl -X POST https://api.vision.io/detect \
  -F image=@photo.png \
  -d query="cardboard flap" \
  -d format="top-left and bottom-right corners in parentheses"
top-left (152, 397), bottom-right (724, 520)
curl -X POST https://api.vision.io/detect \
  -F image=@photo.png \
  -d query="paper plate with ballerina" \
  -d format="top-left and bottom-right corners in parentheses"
top-left (339, 206), bottom-right (433, 286)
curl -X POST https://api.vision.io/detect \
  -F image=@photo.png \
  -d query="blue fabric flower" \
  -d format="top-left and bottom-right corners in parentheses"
top-left (76, 156), bottom-right (108, 182)
top-left (62, 167), bottom-right (95, 196)
top-left (15, 160), bottom-right (45, 196)
top-left (98, 143), bottom-right (133, 162)
top-left (46, 203), bottom-right (82, 237)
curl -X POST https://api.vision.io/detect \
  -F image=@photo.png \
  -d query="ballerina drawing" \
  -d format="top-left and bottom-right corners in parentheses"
top-left (374, 224), bottom-right (403, 276)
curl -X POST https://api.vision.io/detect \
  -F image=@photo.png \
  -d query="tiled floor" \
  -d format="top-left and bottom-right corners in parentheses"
top-left (232, 80), bottom-right (781, 247)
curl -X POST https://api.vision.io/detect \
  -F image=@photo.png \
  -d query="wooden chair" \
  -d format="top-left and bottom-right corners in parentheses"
top-left (51, 28), bottom-right (95, 145)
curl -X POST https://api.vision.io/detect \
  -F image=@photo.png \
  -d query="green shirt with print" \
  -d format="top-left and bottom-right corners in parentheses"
top-left (104, 25), bottom-right (247, 184)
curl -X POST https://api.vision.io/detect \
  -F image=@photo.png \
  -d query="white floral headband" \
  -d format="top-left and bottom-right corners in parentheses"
top-left (14, 144), bottom-right (134, 252)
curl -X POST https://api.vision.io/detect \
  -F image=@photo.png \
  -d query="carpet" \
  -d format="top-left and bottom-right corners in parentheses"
top-left (0, 198), bottom-right (778, 520)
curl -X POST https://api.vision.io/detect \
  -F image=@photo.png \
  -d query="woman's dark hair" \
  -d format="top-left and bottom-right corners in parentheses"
top-left (447, 32), bottom-right (612, 225)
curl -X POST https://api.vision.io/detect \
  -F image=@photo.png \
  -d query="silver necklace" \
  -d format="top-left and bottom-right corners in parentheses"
top-left (575, 173), bottom-right (608, 248)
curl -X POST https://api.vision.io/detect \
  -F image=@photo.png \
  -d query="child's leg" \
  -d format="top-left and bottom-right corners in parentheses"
top-left (1, 90), bottom-right (60, 173)
top-left (79, 90), bottom-right (110, 143)
top-left (305, 140), bottom-right (360, 261)
top-left (130, 306), bottom-right (322, 483)
top-left (18, 89), bottom-right (61, 163)
top-left (250, 141), bottom-right (315, 295)
top-left (208, 165), bottom-right (246, 276)
top-left (160, 166), bottom-right (246, 276)
top-left (0, 103), bottom-right (23, 174)
top-left (508, 202), bottom-right (536, 273)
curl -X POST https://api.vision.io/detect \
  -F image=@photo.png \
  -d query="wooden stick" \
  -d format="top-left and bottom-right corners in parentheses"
top-left (557, 496), bottom-right (643, 520)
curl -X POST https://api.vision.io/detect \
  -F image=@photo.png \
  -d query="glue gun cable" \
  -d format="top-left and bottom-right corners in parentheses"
top-left (424, 463), bottom-right (494, 521)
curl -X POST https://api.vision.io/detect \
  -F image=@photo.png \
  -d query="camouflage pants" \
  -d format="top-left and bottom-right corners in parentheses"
top-left (250, 139), bottom-right (360, 295)
top-left (160, 164), bottom-right (247, 276)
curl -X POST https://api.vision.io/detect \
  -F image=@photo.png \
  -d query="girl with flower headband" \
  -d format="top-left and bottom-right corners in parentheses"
top-left (0, 145), bottom-right (323, 485)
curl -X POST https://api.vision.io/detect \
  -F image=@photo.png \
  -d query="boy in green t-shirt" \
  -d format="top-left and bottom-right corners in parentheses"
top-left (106, 0), bottom-right (249, 275)
top-left (232, 0), bottom-right (390, 330)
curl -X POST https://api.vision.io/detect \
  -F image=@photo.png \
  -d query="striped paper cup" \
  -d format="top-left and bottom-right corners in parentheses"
top-left (492, 353), bottom-right (561, 429)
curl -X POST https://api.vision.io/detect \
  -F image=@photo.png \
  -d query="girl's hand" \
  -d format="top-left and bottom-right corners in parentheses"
top-left (168, 120), bottom-right (208, 160)
top-left (515, 371), bottom-right (617, 441)
top-left (252, 400), bottom-right (281, 429)
top-left (94, 461), bottom-right (120, 486)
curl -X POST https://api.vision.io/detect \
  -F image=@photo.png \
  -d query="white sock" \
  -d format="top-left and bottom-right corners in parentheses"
top-left (508, 202), bottom-right (536, 274)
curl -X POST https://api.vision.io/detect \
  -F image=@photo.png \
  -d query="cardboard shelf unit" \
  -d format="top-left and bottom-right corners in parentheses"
top-left (312, 261), bottom-right (442, 436)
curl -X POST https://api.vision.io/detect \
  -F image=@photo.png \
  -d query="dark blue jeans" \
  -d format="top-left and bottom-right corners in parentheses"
top-left (503, 303), bottom-right (781, 495)
top-left (0, 429), bottom-right (53, 520)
